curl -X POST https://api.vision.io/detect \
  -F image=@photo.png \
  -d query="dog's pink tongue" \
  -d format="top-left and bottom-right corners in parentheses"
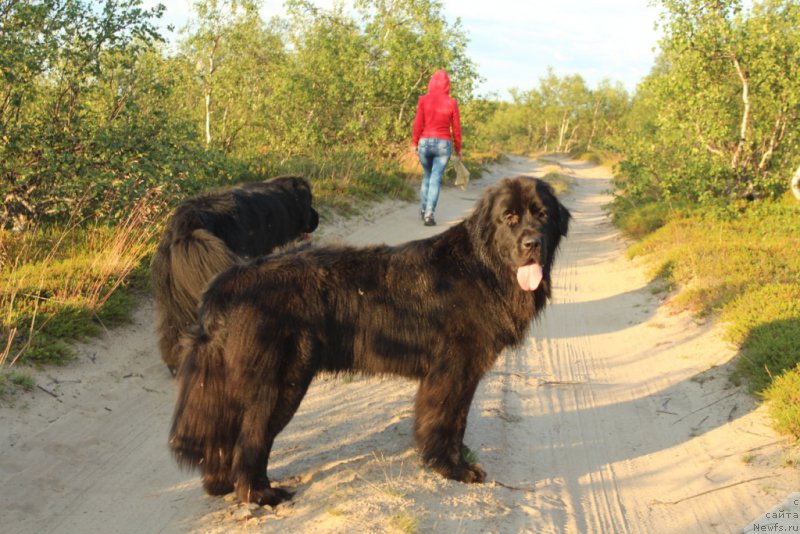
top-left (517, 263), bottom-right (543, 291)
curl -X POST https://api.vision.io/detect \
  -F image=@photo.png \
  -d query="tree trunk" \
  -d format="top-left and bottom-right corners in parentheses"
top-left (398, 71), bottom-right (427, 128)
top-left (205, 90), bottom-right (212, 145)
top-left (204, 35), bottom-right (221, 147)
top-left (566, 124), bottom-right (579, 153)
top-left (543, 120), bottom-right (549, 152)
top-left (526, 116), bottom-right (534, 151)
top-left (757, 105), bottom-right (787, 175)
top-left (557, 110), bottom-right (569, 152)
top-left (587, 100), bottom-right (600, 150)
top-left (729, 55), bottom-right (750, 175)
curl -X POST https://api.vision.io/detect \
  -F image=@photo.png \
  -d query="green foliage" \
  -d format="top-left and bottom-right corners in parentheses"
top-left (9, 371), bottom-right (35, 391)
top-left (175, 0), bottom-right (479, 163)
top-left (2, 254), bottom-right (147, 366)
top-left (0, 0), bottom-right (176, 228)
top-left (611, 0), bottom-right (800, 212)
top-left (629, 201), bottom-right (800, 314)
top-left (612, 3), bottom-right (800, 438)
top-left (180, 0), bottom-right (288, 152)
top-left (252, 146), bottom-right (416, 213)
top-left (613, 201), bottom-right (681, 240)
top-left (460, 444), bottom-right (478, 465)
top-left (469, 69), bottom-right (630, 155)
top-left (0, 370), bottom-right (35, 399)
top-left (390, 512), bottom-right (419, 534)
top-left (765, 365), bottom-right (800, 439)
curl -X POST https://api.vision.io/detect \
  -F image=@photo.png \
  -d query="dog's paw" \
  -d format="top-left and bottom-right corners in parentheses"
top-left (464, 463), bottom-right (487, 483)
top-left (432, 460), bottom-right (487, 483)
top-left (237, 484), bottom-right (294, 507)
top-left (202, 474), bottom-right (234, 496)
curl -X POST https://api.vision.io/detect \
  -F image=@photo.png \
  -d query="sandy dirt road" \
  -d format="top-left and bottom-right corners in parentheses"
top-left (1, 155), bottom-right (796, 533)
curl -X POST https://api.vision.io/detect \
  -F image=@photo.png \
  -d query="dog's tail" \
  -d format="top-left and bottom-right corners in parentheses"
top-left (152, 229), bottom-right (238, 374)
top-left (169, 328), bottom-right (239, 475)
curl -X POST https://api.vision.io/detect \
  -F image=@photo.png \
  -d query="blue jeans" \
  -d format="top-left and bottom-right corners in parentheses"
top-left (417, 138), bottom-right (452, 216)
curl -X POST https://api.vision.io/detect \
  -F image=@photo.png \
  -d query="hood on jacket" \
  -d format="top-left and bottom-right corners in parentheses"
top-left (427, 69), bottom-right (451, 95)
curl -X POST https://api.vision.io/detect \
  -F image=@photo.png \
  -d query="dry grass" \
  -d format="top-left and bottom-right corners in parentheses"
top-left (1, 187), bottom-right (168, 370)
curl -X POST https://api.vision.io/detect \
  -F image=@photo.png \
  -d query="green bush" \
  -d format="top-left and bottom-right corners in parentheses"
top-left (614, 202), bottom-right (673, 239)
top-left (765, 366), bottom-right (800, 439)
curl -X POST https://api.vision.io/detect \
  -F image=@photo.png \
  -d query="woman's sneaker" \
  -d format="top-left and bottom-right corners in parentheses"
top-left (423, 214), bottom-right (436, 226)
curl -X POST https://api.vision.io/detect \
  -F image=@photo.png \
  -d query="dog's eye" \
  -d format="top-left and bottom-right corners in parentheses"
top-left (502, 210), bottom-right (520, 226)
top-left (529, 204), bottom-right (545, 218)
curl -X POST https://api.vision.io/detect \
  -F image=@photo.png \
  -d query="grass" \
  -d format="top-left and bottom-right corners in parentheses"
top-left (542, 170), bottom-right (574, 196)
top-left (624, 195), bottom-right (800, 439)
top-left (534, 156), bottom-right (576, 195)
top-left (390, 512), bottom-right (419, 533)
top-left (0, 370), bottom-right (35, 398)
top-left (613, 201), bottom-right (676, 240)
top-left (1, 188), bottom-right (168, 396)
top-left (9, 370), bottom-right (34, 390)
top-left (461, 444), bottom-right (479, 466)
top-left (572, 148), bottom-right (621, 168)
top-left (764, 367), bottom-right (800, 438)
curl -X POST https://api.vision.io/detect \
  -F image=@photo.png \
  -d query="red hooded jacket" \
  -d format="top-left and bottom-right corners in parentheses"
top-left (412, 70), bottom-right (462, 155)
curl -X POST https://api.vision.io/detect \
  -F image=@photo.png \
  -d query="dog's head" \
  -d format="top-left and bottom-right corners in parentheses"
top-left (469, 176), bottom-right (570, 292)
top-left (265, 175), bottom-right (320, 235)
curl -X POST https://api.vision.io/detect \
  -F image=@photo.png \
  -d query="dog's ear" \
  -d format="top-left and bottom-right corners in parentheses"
top-left (464, 184), bottom-right (502, 251)
top-left (293, 176), bottom-right (312, 194)
top-left (288, 177), bottom-right (318, 232)
top-left (306, 206), bottom-right (320, 232)
top-left (472, 185), bottom-right (500, 225)
top-left (536, 177), bottom-right (570, 237)
top-left (558, 202), bottom-right (571, 237)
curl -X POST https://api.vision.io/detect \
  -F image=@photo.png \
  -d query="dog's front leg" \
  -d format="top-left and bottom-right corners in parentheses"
top-left (414, 363), bottom-right (486, 483)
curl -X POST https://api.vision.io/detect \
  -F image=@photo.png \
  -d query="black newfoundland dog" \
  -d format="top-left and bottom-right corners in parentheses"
top-left (151, 176), bottom-right (319, 375)
top-left (169, 176), bottom-right (570, 505)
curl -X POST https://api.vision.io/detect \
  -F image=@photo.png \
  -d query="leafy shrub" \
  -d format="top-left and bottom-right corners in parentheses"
top-left (613, 202), bottom-right (673, 239)
top-left (765, 366), bottom-right (800, 439)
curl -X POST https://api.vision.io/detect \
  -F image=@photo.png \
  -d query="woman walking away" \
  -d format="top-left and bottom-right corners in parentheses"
top-left (412, 69), bottom-right (462, 226)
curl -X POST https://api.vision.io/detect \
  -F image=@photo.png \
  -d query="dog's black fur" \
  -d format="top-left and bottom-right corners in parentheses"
top-left (169, 176), bottom-right (570, 505)
top-left (151, 176), bottom-right (319, 374)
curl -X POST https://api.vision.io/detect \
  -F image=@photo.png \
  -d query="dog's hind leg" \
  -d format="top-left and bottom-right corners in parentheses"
top-left (414, 362), bottom-right (486, 483)
top-left (202, 449), bottom-right (235, 496)
top-left (231, 387), bottom-right (288, 506)
top-left (230, 339), bottom-right (315, 506)
top-left (170, 333), bottom-right (239, 497)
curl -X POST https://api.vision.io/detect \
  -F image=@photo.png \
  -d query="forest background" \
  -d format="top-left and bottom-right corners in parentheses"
top-left (1, 0), bottom-right (799, 440)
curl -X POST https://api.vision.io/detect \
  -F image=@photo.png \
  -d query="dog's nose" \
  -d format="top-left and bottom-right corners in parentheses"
top-left (521, 236), bottom-right (541, 251)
